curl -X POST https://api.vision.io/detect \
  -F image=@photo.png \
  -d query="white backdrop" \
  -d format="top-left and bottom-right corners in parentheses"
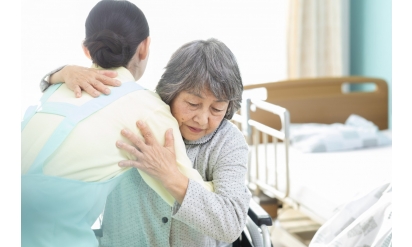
top-left (21, 0), bottom-right (287, 118)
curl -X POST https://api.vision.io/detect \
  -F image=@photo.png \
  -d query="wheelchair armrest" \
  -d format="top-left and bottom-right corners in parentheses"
top-left (248, 199), bottom-right (273, 227)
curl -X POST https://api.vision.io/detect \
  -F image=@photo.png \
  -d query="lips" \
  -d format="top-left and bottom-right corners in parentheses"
top-left (187, 126), bottom-right (203, 133)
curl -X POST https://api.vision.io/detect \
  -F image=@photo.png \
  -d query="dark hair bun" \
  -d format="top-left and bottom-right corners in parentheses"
top-left (84, 30), bottom-right (132, 68)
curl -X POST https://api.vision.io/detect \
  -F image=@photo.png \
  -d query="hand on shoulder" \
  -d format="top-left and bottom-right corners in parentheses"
top-left (50, 65), bottom-right (121, 98)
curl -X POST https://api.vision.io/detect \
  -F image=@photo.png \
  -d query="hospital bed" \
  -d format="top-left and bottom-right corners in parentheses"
top-left (231, 76), bottom-right (392, 247)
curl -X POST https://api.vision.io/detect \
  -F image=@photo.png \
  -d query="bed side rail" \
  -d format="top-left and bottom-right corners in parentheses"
top-left (233, 99), bottom-right (291, 203)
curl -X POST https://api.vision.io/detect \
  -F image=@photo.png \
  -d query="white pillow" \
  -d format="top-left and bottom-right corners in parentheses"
top-left (289, 115), bottom-right (392, 153)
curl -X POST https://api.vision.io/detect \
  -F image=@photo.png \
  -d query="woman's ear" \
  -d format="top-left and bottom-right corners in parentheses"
top-left (137, 36), bottom-right (151, 61)
top-left (82, 43), bottom-right (92, 60)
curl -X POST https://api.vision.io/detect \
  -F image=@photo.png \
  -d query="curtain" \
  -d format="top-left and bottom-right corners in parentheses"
top-left (287, 0), bottom-right (349, 79)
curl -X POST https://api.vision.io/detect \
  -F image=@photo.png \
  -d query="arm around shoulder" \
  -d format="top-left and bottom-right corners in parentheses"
top-left (39, 65), bottom-right (120, 98)
top-left (40, 65), bottom-right (66, 92)
top-left (115, 105), bottom-right (214, 206)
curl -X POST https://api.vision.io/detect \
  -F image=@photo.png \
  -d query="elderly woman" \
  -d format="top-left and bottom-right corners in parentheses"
top-left (42, 39), bottom-right (251, 246)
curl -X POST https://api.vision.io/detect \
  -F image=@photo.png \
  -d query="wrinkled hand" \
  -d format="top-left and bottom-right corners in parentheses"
top-left (116, 121), bottom-right (179, 184)
top-left (60, 65), bottom-right (121, 98)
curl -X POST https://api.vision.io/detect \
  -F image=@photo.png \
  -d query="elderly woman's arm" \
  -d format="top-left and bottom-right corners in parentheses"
top-left (40, 65), bottom-right (121, 97)
top-left (117, 120), bottom-right (251, 243)
top-left (117, 120), bottom-right (214, 204)
top-left (116, 122), bottom-right (191, 204)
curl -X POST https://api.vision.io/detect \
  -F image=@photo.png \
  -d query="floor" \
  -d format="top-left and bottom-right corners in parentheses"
top-left (269, 224), bottom-right (288, 247)
top-left (267, 207), bottom-right (321, 247)
top-left (253, 195), bottom-right (320, 247)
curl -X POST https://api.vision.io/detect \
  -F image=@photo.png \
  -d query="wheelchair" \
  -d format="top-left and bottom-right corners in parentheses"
top-left (233, 198), bottom-right (273, 247)
top-left (94, 198), bottom-right (273, 247)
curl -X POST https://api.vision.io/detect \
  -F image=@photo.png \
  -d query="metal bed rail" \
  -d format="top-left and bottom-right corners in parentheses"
top-left (233, 98), bottom-right (294, 207)
top-left (232, 98), bottom-right (329, 246)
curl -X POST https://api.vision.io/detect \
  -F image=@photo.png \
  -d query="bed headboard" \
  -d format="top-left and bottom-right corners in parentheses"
top-left (243, 76), bottom-right (389, 130)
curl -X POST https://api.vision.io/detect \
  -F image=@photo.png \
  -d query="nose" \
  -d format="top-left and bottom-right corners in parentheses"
top-left (193, 108), bottom-right (209, 126)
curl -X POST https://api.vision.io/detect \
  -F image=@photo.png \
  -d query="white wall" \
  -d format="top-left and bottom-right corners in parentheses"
top-left (21, 0), bottom-right (287, 118)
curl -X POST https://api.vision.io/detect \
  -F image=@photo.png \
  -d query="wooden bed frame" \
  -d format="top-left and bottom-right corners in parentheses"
top-left (243, 76), bottom-right (389, 131)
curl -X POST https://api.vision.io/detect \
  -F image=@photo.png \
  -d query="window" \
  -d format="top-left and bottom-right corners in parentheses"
top-left (21, 0), bottom-right (287, 117)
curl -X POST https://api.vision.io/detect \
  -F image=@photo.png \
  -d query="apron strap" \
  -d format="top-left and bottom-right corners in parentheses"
top-left (37, 102), bottom-right (78, 117)
top-left (21, 83), bottom-right (63, 131)
top-left (27, 81), bottom-right (144, 174)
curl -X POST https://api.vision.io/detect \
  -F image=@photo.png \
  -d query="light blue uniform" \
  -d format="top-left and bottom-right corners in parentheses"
top-left (21, 82), bottom-right (142, 247)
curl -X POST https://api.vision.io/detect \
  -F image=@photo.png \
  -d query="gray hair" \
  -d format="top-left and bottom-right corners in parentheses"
top-left (155, 38), bottom-right (243, 120)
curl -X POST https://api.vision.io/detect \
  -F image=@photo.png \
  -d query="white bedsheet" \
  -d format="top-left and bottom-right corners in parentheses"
top-left (289, 115), bottom-right (392, 153)
top-left (249, 130), bottom-right (392, 223)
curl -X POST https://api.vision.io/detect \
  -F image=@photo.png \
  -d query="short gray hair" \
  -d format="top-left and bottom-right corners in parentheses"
top-left (155, 38), bottom-right (243, 120)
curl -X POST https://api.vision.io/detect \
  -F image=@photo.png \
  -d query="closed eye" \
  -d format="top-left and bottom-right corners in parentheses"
top-left (212, 108), bottom-right (224, 112)
top-left (188, 102), bottom-right (199, 107)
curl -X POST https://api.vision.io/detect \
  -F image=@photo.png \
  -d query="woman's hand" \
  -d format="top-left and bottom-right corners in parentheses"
top-left (50, 65), bottom-right (121, 98)
top-left (116, 121), bottom-right (189, 204)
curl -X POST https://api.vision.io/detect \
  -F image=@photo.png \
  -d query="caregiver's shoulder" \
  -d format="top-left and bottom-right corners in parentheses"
top-left (127, 85), bottom-right (170, 108)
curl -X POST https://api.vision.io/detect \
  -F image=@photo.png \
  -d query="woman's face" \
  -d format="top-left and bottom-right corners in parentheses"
top-left (170, 89), bottom-right (229, 141)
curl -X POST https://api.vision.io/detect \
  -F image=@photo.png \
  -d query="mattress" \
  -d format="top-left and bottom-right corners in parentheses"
top-left (249, 130), bottom-right (392, 223)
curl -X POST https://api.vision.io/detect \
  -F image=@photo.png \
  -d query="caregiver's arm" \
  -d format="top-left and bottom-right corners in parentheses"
top-left (41, 65), bottom-right (120, 97)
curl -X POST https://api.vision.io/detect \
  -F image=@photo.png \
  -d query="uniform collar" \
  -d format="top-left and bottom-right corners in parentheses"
top-left (91, 64), bottom-right (135, 83)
